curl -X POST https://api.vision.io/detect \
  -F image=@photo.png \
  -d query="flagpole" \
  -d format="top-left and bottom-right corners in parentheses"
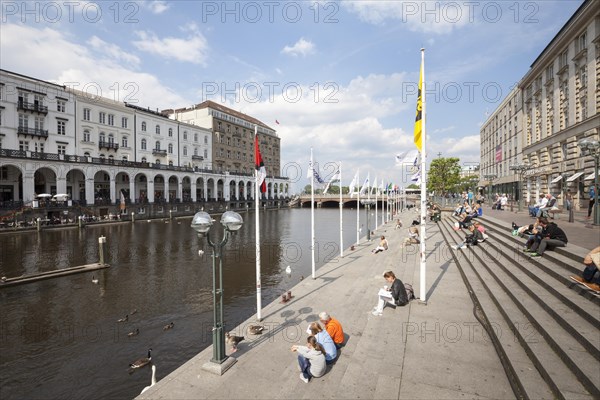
top-left (356, 170), bottom-right (360, 245)
top-left (419, 48), bottom-right (427, 303)
top-left (339, 162), bottom-right (343, 258)
top-left (375, 178), bottom-right (378, 230)
top-left (310, 148), bottom-right (316, 279)
top-left (254, 125), bottom-right (262, 321)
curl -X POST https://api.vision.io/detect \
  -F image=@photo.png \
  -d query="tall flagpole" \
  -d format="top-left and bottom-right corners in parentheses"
top-left (419, 48), bottom-right (428, 303)
top-left (310, 148), bottom-right (316, 279)
top-left (375, 178), bottom-right (378, 230)
top-left (356, 170), bottom-right (360, 245)
top-left (339, 162), bottom-right (343, 258)
top-left (254, 125), bottom-right (262, 321)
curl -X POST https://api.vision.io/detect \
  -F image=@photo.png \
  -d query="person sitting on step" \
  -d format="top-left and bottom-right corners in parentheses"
top-left (451, 223), bottom-right (484, 250)
top-left (525, 218), bottom-right (568, 257)
top-left (371, 270), bottom-right (409, 316)
top-left (372, 235), bottom-right (389, 254)
top-left (570, 246), bottom-right (600, 293)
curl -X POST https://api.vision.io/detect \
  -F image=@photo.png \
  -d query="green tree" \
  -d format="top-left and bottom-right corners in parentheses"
top-left (407, 184), bottom-right (420, 189)
top-left (428, 157), bottom-right (461, 195)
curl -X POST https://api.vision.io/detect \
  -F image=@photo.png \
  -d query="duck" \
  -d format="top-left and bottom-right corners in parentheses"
top-left (91, 275), bottom-right (98, 284)
top-left (117, 315), bottom-right (129, 323)
top-left (198, 250), bottom-right (204, 256)
top-left (130, 348), bottom-right (152, 369)
top-left (247, 325), bottom-right (264, 335)
top-left (130, 309), bottom-right (138, 315)
top-left (285, 265), bottom-right (292, 275)
top-left (128, 328), bottom-right (140, 337)
top-left (140, 364), bottom-right (157, 394)
top-left (225, 332), bottom-right (244, 353)
top-left (163, 322), bottom-right (174, 331)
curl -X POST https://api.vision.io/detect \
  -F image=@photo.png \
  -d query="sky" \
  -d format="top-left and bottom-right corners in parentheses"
top-left (0, 0), bottom-right (584, 191)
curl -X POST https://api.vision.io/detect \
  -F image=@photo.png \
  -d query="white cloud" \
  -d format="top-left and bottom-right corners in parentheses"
top-left (341, 0), bottom-right (469, 34)
top-left (132, 30), bottom-right (209, 65)
top-left (281, 38), bottom-right (316, 57)
top-left (140, 0), bottom-right (170, 14)
top-left (88, 36), bottom-right (140, 67)
top-left (0, 24), bottom-right (188, 110)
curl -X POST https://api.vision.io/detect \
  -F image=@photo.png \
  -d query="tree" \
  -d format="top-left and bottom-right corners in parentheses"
top-left (407, 184), bottom-right (420, 189)
top-left (428, 157), bottom-right (461, 195)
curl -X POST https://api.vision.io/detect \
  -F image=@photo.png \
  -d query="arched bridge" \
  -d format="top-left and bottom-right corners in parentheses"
top-left (290, 194), bottom-right (418, 208)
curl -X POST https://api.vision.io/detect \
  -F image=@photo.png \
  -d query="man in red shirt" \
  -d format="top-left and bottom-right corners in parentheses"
top-left (319, 312), bottom-right (344, 348)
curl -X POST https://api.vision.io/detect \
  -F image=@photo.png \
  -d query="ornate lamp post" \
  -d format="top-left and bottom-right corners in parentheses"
top-left (191, 210), bottom-right (243, 374)
top-left (360, 199), bottom-right (375, 241)
top-left (483, 174), bottom-right (497, 204)
top-left (578, 138), bottom-right (600, 225)
top-left (509, 163), bottom-right (533, 212)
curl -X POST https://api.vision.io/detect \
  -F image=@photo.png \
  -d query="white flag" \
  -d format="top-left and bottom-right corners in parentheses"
top-left (396, 150), bottom-right (420, 172)
top-left (360, 173), bottom-right (370, 195)
top-left (371, 177), bottom-right (377, 195)
top-left (323, 168), bottom-right (341, 194)
top-left (411, 167), bottom-right (421, 183)
top-left (349, 170), bottom-right (359, 198)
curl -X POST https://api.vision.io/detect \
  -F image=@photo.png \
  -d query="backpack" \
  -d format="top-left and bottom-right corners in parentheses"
top-left (404, 283), bottom-right (415, 301)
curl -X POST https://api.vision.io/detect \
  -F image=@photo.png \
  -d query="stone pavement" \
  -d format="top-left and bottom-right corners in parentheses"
top-left (480, 204), bottom-right (600, 251)
top-left (138, 209), bottom-right (515, 400)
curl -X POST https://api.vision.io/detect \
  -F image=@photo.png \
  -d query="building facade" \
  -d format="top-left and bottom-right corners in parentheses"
top-left (480, 0), bottom-right (599, 208)
top-left (167, 100), bottom-right (281, 178)
top-left (0, 70), bottom-right (289, 212)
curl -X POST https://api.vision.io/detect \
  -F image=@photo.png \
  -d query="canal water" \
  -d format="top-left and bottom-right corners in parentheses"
top-left (0, 207), bottom-right (378, 399)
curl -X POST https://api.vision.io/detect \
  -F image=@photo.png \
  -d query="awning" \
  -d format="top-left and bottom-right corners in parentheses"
top-left (550, 175), bottom-right (563, 183)
top-left (584, 172), bottom-right (598, 181)
top-left (566, 172), bottom-right (584, 182)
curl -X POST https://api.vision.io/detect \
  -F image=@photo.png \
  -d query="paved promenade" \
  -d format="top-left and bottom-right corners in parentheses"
top-left (138, 209), bottom-right (516, 399)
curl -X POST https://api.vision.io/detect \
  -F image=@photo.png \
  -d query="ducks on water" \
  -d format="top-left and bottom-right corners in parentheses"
top-left (285, 265), bottom-right (292, 275)
top-left (127, 328), bottom-right (140, 337)
top-left (117, 315), bottom-right (129, 323)
top-left (140, 364), bottom-right (157, 394)
top-left (225, 332), bottom-right (244, 353)
top-left (130, 348), bottom-right (152, 369)
top-left (91, 275), bottom-right (98, 284)
top-left (163, 322), bottom-right (174, 331)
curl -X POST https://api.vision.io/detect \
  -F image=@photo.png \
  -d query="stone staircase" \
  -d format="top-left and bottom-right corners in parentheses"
top-left (438, 215), bottom-right (600, 399)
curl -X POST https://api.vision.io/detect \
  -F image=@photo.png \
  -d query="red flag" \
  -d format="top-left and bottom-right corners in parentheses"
top-left (255, 134), bottom-right (267, 193)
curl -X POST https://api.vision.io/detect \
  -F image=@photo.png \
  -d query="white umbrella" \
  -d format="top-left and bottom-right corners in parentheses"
top-left (53, 194), bottom-right (69, 199)
top-left (36, 193), bottom-right (52, 198)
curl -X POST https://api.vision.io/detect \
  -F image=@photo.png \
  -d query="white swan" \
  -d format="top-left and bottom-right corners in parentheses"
top-left (285, 266), bottom-right (292, 275)
top-left (140, 364), bottom-right (157, 394)
top-left (92, 275), bottom-right (98, 284)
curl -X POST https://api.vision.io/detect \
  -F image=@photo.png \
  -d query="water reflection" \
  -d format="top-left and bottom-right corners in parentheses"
top-left (0, 208), bottom-right (367, 399)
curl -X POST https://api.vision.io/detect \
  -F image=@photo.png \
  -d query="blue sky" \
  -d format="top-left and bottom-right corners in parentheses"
top-left (0, 0), bottom-right (583, 190)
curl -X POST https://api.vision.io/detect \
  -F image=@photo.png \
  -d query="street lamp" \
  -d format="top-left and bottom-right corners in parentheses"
top-left (578, 137), bottom-right (600, 225)
top-left (509, 163), bottom-right (533, 212)
top-left (483, 174), bottom-right (497, 205)
top-left (360, 199), bottom-right (375, 241)
top-left (191, 210), bottom-right (243, 374)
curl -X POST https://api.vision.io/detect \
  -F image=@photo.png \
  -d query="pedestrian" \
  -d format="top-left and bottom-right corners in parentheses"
top-left (371, 271), bottom-right (409, 316)
top-left (587, 185), bottom-right (596, 220)
top-left (291, 336), bottom-right (327, 383)
top-left (318, 312), bottom-right (345, 349)
top-left (570, 246), bottom-right (600, 292)
top-left (372, 235), bottom-right (388, 254)
top-left (526, 217), bottom-right (568, 257)
top-left (307, 322), bottom-right (337, 364)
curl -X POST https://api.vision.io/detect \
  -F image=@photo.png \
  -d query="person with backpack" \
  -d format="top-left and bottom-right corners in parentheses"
top-left (526, 218), bottom-right (568, 257)
top-left (451, 223), bottom-right (485, 250)
top-left (371, 271), bottom-right (410, 316)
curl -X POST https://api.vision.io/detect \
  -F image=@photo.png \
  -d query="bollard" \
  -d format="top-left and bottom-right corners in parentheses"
top-left (569, 206), bottom-right (574, 223)
top-left (287, 290), bottom-right (292, 299)
top-left (36, 217), bottom-right (41, 231)
top-left (98, 236), bottom-right (106, 265)
top-left (78, 215), bottom-right (83, 229)
top-left (281, 293), bottom-right (288, 303)
top-left (131, 212), bottom-right (135, 223)
top-left (169, 209), bottom-right (173, 220)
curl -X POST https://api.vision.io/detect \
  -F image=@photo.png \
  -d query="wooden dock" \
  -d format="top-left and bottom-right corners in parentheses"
top-left (0, 263), bottom-right (110, 288)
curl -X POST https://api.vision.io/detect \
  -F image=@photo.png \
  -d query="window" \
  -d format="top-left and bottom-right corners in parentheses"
top-left (108, 134), bottom-right (114, 144)
top-left (57, 120), bottom-right (66, 135)
top-left (83, 108), bottom-right (91, 121)
top-left (108, 114), bottom-right (114, 126)
top-left (183, 146), bottom-right (188, 156)
top-left (121, 117), bottom-right (128, 128)
top-left (194, 148), bottom-right (198, 156)
top-left (575, 31), bottom-right (587, 53)
top-left (34, 116), bottom-right (44, 130)
top-left (141, 121), bottom-right (147, 131)
top-left (168, 143), bottom-right (173, 154)
top-left (559, 50), bottom-right (568, 69)
top-left (204, 149), bottom-right (208, 158)
top-left (99, 112), bottom-right (106, 124)
top-left (204, 135), bottom-right (208, 144)
top-left (35, 142), bottom-right (44, 153)
top-left (141, 157), bottom-right (147, 163)
top-left (141, 139), bottom-right (147, 150)
top-left (168, 128), bottom-right (173, 137)
top-left (19, 140), bottom-right (29, 151)
top-left (57, 99), bottom-right (66, 112)
top-left (155, 125), bottom-right (160, 134)
top-left (83, 130), bottom-right (91, 142)
top-left (227, 150), bottom-right (231, 158)
top-left (194, 133), bottom-right (198, 142)
top-left (84, 152), bottom-right (90, 158)
top-left (19, 113), bottom-right (28, 128)
top-left (0, 109), bottom-right (2, 126)
top-left (155, 141), bottom-right (160, 150)
top-left (99, 153), bottom-right (105, 160)
top-left (57, 144), bottom-right (66, 155)
top-left (99, 132), bottom-right (106, 143)
top-left (108, 155), bottom-right (114, 163)
top-left (122, 136), bottom-right (128, 147)
top-left (122, 155), bottom-right (128, 161)
top-left (183, 131), bottom-right (188, 140)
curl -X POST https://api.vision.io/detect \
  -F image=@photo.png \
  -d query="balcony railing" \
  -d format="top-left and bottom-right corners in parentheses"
top-left (192, 155), bottom-right (204, 160)
top-left (18, 101), bottom-right (48, 114)
top-left (17, 126), bottom-right (49, 138)
top-left (152, 149), bottom-right (167, 156)
top-left (98, 141), bottom-right (119, 151)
